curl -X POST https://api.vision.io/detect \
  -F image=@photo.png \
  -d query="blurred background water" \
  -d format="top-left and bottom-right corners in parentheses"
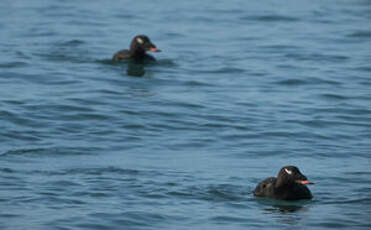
top-left (1, 0), bottom-right (371, 229)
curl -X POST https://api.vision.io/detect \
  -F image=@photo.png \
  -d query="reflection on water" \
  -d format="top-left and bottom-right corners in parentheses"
top-left (265, 205), bottom-right (306, 213)
top-left (127, 61), bottom-right (146, 77)
top-left (257, 198), bottom-right (312, 226)
top-left (256, 197), bottom-right (312, 214)
top-left (97, 59), bottom-right (147, 77)
top-left (99, 57), bottom-right (175, 78)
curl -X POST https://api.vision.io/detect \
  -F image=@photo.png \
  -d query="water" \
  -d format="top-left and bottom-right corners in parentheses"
top-left (1, 0), bottom-right (371, 229)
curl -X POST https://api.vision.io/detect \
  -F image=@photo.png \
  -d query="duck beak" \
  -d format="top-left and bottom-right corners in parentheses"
top-left (299, 180), bottom-right (314, 185)
top-left (149, 47), bottom-right (161, 52)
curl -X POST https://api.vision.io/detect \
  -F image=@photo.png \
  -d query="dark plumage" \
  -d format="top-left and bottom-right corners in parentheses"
top-left (112, 35), bottom-right (161, 62)
top-left (253, 166), bottom-right (314, 201)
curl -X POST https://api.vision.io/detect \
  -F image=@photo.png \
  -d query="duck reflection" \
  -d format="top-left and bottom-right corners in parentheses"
top-left (126, 60), bottom-right (146, 77)
top-left (256, 198), bottom-right (313, 226)
top-left (257, 197), bottom-right (311, 213)
top-left (264, 204), bottom-right (305, 213)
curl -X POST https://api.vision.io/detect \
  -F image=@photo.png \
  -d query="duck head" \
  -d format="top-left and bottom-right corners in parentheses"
top-left (130, 35), bottom-right (161, 54)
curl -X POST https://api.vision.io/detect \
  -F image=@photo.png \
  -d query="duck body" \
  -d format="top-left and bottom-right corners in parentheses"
top-left (253, 166), bottom-right (313, 201)
top-left (113, 49), bottom-right (155, 62)
top-left (112, 35), bottom-right (161, 62)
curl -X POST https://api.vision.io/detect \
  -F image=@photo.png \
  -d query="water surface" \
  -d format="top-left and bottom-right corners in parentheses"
top-left (1, 0), bottom-right (371, 229)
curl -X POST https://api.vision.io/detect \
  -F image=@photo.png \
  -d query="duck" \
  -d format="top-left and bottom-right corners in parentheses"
top-left (253, 166), bottom-right (314, 200)
top-left (112, 35), bottom-right (161, 62)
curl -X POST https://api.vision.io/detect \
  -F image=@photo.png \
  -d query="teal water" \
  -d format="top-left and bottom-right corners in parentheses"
top-left (1, 0), bottom-right (371, 229)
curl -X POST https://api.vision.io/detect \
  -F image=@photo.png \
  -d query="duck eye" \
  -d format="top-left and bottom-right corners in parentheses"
top-left (136, 37), bottom-right (144, 44)
top-left (284, 168), bottom-right (293, 175)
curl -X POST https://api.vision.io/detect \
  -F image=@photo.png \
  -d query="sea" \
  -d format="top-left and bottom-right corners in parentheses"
top-left (1, 0), bottom-right (371, 229)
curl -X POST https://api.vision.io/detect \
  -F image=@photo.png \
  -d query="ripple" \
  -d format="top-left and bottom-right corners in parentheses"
top-left (320, 93), bottom-right (348, 100)
top-left (85, 211), bottom-right (169, 229)
top-left (276, 79), bottom-right (308, 86)
top-left (241, 15), bottom-right (300, 22)
top-left (57, 39), bottom-right (86, 46)
top-left (37, 52), bottom-right (93, 64)
top-left (29, 167), bottom-right (143, 177)
top-left (353, 66), bottom-right (371, 72)
top-left (182, 80), bottom-right (215, 87)
top-left (0, 167), bottom-right (14, 173)
top-left (347, 30), bottom-right (371, 38)
top-left (25, 104), bottom-right (95, 113)
top-left (285, 53), bottom-right (350, 63)
top-left (274, 76), bottom-right (342, 86)
top-left (210, 215), bottom-right (250, 224)
top-left (155, 59), bottom-right (177, 67)
top-left (113, 13), bottom-right (135, 19)
top-left (196, 67), bottom-right (246, 74)
top-left (340, 198), bottom-right (371, 204)
top-left (96, 58), bottom-right (119, 66)
top-left (168, 183), bottom-right (248, 202)
top-left (1, 148), bottom-right (46, 156)
top-left (0, 62), bottom-right (28, 68)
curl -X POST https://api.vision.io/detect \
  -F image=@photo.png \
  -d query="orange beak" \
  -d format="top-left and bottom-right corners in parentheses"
top-left (300, 180), bottom-right (314, 185)
top-left (149, 47), bottom-right (161, 52)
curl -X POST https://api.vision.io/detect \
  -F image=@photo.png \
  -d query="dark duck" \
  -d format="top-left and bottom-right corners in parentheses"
top-left (253, 166), bottom-right (314, 201)
top-left (112, 35), bottom-right (161, 62)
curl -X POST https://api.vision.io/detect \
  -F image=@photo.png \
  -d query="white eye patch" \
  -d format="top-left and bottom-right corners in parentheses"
top-left (284, 168), bottom-right (293, 175)
top-left (136, 37), bottom-right (144, 44)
